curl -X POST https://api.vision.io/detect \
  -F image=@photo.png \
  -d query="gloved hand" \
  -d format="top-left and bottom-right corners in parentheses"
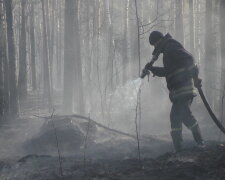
top-left (194, 78), bottom-right (202, 88)
top-left (140, 68), bottom-right (150, 79)
top-left (144, 55), bottom-right (158, 70)
top-left (144, 62), bottom-right (153, 71)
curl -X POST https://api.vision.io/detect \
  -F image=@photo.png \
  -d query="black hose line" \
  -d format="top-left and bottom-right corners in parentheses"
top-left (141, 58), bottom-right (225, 136)
top-left (198, 87), bottom-right (225, 135)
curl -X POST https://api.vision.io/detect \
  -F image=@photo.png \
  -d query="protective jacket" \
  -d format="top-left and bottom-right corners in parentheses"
top-left (149, 33), bottom-right (197, 101)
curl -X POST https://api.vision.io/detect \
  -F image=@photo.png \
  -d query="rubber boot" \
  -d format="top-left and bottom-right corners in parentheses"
top-left (191, 124), bottom-right (205, 148)
top-left (171, 130), bottom-right (183, 152)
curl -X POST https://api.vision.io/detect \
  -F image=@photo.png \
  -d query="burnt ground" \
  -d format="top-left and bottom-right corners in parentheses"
top-left (0, 93), bottom-right (225, 179)
top-left (0, 142), bottom-right (224, 180)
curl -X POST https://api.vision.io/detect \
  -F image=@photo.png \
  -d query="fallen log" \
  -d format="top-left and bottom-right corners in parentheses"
top-left (34, 114), bottom-right (136, 139)
top-left (34, 114), bottom-right (163, 142)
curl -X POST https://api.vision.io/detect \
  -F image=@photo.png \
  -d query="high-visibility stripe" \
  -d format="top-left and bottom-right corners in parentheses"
top-left (173, 83), bottom-right (195, 94)
top-left (170, 82), bottom-right (197, 99)
top-left (172, 89), bottom-right (197, 99)
top-left (189, 122), bottom-right (198, 130)
top-left (167, 64), bottom-right (195, 79)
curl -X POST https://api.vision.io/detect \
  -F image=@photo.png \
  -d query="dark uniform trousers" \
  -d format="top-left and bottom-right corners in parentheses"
top-left (170, 97), bottom-right (203, 151)
top-left (170, 97), bottom-right (197, 131)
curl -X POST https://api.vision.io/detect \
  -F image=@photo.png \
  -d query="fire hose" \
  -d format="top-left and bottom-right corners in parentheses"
top-left (198, 87), bottom-right (225, 135)
top-left (141, 58), bottom-right (225, 135)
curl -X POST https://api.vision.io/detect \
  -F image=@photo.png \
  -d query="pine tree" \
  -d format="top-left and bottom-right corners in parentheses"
top-left (41, 0), bottom-right (52, 108)
top-left (204, 0), bottom-right (216, 106)
top-left (63, 0), bottom-right (76, 113)
top-left (18, 0), bottom-right (27, 100)
top-left (175, 0), bottom-right (184, 44)
top-left (30, 0), bottom-right (36, 90)
top-left (5, 0), bottom-right (19, 117)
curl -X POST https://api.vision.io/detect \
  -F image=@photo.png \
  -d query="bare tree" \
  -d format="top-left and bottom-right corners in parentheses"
top-left (5, 0), bottom-right (19, 117)
top-left (30, 0), bottom-right (36, 90)
top-left (122, 0), bottom-right (130, 84)
top-left (204, 0), bottom-right (216, 106)
top-left (220, 0), bottom-right (225, 119)
top-left (49, 0), bottom-right (56, 90)
top-left (2, 0), bottom-right (9, 117)
top-left (103, 0), bottom-right (115, 94)
top-left (83, 0), bottom-right (92, 108)
top-left (56, 0), bottom-right (63, 89)
top-left (73, 0), bottom-right (84, 114)
top-left (63, 0), bottom-right (76, 113)
top-left (0, 0), bottom-right (5, 118)
top-left (129, 0), bottom-right (139, 78)
top-left (18, 0), bottom-right (27, 100)
top-left (41, 0), bottom-right (52, 107)
top-left (194, 0), bottom-right (200, 63)
top-left (189, 0), bottom-right (195, 55)
top-left (175, 0), bottom-right (184, 44)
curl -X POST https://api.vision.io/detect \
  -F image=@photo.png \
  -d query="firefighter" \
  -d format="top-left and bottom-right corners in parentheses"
top-left (144, 31), bottom-right (204, 152)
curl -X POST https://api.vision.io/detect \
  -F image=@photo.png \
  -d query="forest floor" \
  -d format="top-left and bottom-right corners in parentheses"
top-left (0, 93), bottom-right (225, 180)
top-left (0, 141), bottom-right (224, 180)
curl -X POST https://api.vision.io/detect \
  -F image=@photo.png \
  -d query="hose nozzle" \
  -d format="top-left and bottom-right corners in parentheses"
top-left (140, 55), bottom-right (158, 79)
top-left (140, 69), bottom-right (150, 79)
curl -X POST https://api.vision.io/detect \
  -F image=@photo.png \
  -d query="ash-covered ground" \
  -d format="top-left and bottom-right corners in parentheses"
top-left (0, 94), bottom-right (224, 180)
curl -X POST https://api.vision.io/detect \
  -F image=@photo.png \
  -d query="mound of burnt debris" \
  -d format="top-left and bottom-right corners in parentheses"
top-left (1, 115), bottom-right (224, 179)
top-left (23, 116), bottom-right (97, 155)
top-left (0, 142), bottom-right (224, 179)
top-left (23, 115), bottom-right (170, 157)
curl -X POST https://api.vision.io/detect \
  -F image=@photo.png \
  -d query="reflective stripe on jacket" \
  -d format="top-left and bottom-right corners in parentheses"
top-left (168, 78), bottom-right (197, 102)
top-left (167, 64), bottom-right (195, 79)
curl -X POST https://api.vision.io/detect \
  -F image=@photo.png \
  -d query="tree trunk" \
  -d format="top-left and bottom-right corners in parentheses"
top-left (41, 0), bottom-right (52, 108)
top-left (74, 0), bottom-right (84, 114)
top-left (2, 0), bottom-right (9, 117)
top-left (44, 0), bottom-right (52, 92)
top-left (220, 0), bottom-right (225, 120)
top-left (63, 0), bottom-right (76, 113)
top-left (175, 0), bottom-right (184, 44)
top-left (122, 0), bottom-right (129, 84)
top-left (194, 0), bottom-right (200, 64)
top-left (0, 0), bottom-right (5, 118)
top-left (18, 0), bottom-right (27, 100)
top-left (30, 0), bottom-right (36, 91)
top-left (189, 0), bottom-right (194, 55)
top-left (129, 0), bottom-right (139, 78)
top-left (49, 0), bottom-right (55, 90)
top-left (5, 0), bottom-right (19, 117)
top-left (156, 0), bottom-right (165, 33)
top-left (56, 0), bottom-right (63, 89)
top-left (134, 0), bottom-right (141, 75)
top-left (204, 0), bottom-right (216, 106)
top-left (105, 0), bottom-right (115, 90)
top-left (84, 0), bottom-right (92, 108)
